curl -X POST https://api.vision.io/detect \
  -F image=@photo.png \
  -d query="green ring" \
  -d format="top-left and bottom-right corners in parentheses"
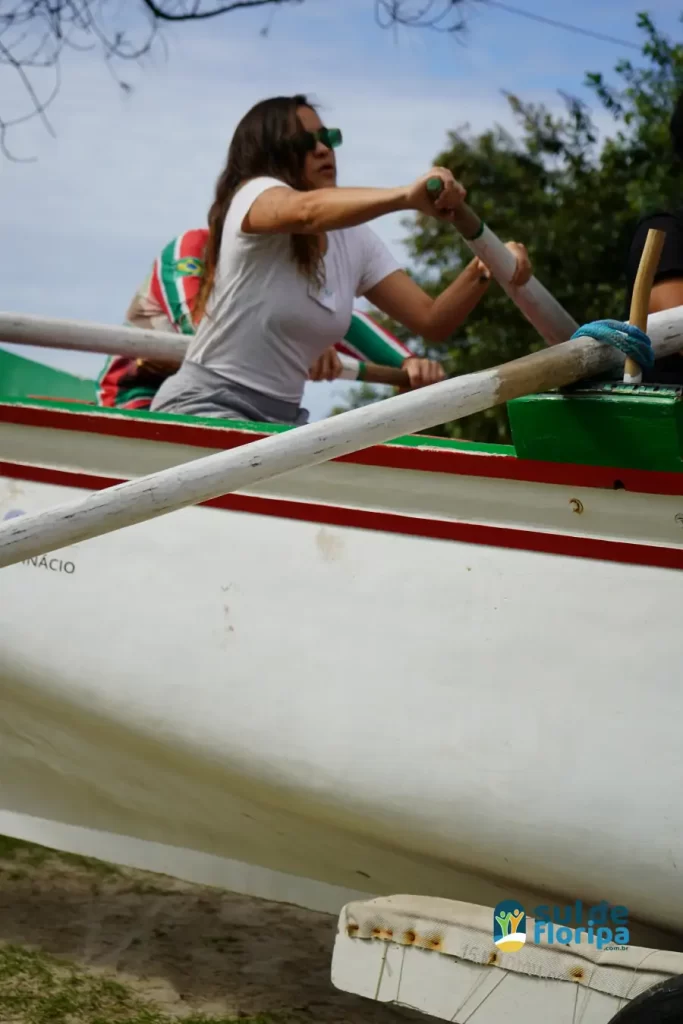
top-left (465, 221), bottom-right (485, 241)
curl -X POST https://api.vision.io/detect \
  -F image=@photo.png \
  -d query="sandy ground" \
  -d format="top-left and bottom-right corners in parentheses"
top-left (0, 836), bottom-right (408, 1023)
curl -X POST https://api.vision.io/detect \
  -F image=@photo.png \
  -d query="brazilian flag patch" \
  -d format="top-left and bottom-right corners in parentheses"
top-left (175, 256), bottom-right (204, 276)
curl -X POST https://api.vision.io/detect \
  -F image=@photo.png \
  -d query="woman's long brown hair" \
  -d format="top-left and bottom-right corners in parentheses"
top-left (194, 94), bottom-right (324, 322)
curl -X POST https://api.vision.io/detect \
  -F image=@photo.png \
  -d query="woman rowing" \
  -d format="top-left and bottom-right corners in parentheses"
top-left (150, 94), bottom-right (532, 424)
top-left (98, 228), bottom-right (434, 410)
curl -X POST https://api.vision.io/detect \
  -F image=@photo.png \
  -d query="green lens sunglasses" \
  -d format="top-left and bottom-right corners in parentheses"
top-left (298, 126), bottom-right (343, 152)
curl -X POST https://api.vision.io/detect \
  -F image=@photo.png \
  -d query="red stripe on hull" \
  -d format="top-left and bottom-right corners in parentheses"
top-left (1, 460), bottom-right (681, 572)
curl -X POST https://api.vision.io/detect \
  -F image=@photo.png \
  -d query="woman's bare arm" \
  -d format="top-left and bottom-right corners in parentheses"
top-left (244, 186), bottom-right (410, 234)
top-left (366, 242), bottom-right (532, 344)
top-left (365, 262), bottom-right (491, 344)
top-left (243, 168), bottom-right (466, 235)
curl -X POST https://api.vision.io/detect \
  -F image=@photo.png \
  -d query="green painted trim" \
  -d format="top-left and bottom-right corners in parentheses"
top-left (390, 432), bottom-right (514, 455)
top-left (0, 395), bottom-right (516, 457)
top-left (0, 396), bottom-right (296, 434)
top-left (5, 357), bottom-right (683, 473)
top-left (508, 384), bottom-right (683, 473)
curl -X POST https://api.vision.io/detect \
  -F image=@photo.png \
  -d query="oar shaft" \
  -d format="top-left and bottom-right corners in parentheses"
top-left (0, 312), bottom-right (188, 363)
top-left (461, 221), bottom-right (578, 344)
top-left (426, 179), bottom-right (578, 345)
top-left (1, 304), bottom-right (682, 569)
top-left (0, 311), bottom-right (410, 389)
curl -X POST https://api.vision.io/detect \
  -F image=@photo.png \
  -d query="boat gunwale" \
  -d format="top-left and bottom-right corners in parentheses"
top-left (1, 397), bottom-right (683, 498)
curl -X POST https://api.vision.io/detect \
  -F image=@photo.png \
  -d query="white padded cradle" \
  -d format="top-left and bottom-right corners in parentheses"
top-left (332, 896), bottom-right (683, 1022)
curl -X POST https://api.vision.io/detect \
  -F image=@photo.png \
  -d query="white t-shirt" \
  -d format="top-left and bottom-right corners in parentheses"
top-left (186, 176), bottom-right (400, 403)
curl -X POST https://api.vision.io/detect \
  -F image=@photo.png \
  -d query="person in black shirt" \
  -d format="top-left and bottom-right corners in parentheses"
top-left (626, 93), bottom-right (683, 383)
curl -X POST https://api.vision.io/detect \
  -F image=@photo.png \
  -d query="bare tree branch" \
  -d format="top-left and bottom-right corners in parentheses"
top-left (0, 1), bottom-right (157, 160)
top-left (140, 0), bottom-right (302, 22)
top-left (0, 0), bottom-right (469, 161)
top-left (376, 0), bottom-right (468, 32)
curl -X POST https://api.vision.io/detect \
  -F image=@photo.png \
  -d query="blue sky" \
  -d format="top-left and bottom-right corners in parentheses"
top-left (1, 0), bottom-right (682, 419)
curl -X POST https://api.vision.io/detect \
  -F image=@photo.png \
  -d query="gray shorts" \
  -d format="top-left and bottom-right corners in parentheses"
top-left (150, 361), bottom-right (309, 426)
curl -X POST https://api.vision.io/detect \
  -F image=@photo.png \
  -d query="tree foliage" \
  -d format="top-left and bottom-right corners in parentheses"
top-left (331, 381), bottom-right (391, 416)
top-left (353, 13), bottom-right (683, 443)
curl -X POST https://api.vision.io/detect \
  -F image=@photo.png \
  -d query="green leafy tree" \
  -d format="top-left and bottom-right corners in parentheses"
top-left (355, 13), bottom-right (683, 443)
top-left (330, 381), bottom-right (388, 416)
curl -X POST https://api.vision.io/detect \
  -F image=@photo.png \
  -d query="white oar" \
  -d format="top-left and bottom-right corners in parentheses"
top-left (1, 303), bottom-right (682, 570)
top-left (0, 312), bottom-right (411, 389)
top-left (0, 312), bottom-right (188, 364)
top-left (426, 179), bottom-right (578, 345)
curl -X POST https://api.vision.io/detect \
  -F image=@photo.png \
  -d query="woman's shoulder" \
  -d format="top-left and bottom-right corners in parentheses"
top-left (226, 176), bottom-right (295, 233)
top-left (232, 175), bottom-right (293, 205)
top-left (220, 179), bottom-right (295, 261)
top-left (238, 174), bottom-right (291, 189)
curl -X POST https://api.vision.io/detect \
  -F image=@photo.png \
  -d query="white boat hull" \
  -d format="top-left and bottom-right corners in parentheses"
top-left (1, 404), bottom-right (683, 942)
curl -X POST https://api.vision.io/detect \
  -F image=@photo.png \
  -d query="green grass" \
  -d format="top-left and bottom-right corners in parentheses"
top-left (0, 834), bottom-right (120, 876)
top-left (0, 838), bottom-right (293, 1023)
top-left (0, 944), bottom-right (282, 1024)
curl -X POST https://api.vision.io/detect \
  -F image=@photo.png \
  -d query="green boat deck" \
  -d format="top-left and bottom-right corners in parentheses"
top-left (0, 347), bottom-right (97, 404)
top-left (2, 346), bottom-right (682, 473)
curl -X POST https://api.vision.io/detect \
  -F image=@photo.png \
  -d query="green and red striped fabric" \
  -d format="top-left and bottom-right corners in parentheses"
top-left (98, 229), bottom-right (209, 409)
top-left (336, 309), bottom-right (411, 367)
top-left (151, 229), bottom-right (208, 336)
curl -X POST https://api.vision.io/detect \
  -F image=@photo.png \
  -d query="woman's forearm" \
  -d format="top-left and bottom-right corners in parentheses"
top-left (249, 169), bottom-right (463, 235)
top-left (426, 260), bottom-right (491, 343)
top-left (274, 186), bottom-right (411, 233)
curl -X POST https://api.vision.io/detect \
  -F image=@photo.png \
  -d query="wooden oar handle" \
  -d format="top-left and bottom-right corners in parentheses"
top-left (625, 227), bottom-right (666, 383)
top-left (362, 364), bottom-right (411, 388)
